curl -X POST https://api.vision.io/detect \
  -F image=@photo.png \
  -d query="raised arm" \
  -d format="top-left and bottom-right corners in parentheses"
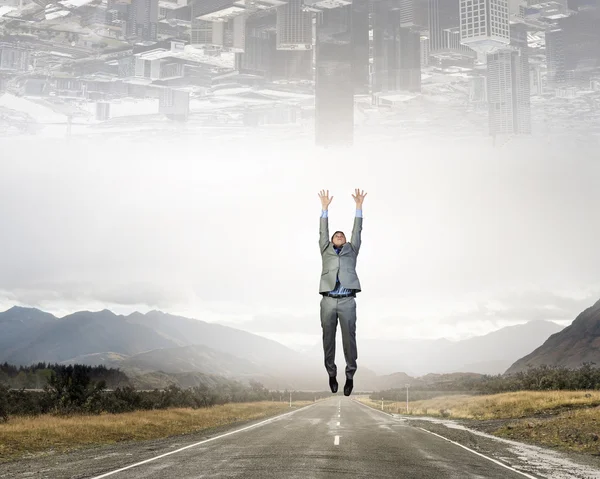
top-left (350, 188), bottom-right (367, 254)
top-left (318, 189), bottom-right (333, 253)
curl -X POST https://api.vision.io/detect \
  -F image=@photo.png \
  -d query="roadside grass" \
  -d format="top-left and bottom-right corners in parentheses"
top-left (357, 391), bottom-right (600, 454)
top-left (357, 390), bottom-right (600, 420)
top-left (0, 401), bottom-right (313, 463)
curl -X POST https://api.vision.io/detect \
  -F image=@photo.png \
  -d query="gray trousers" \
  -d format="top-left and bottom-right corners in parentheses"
top-left (320, 295), bottom-right (358, 380)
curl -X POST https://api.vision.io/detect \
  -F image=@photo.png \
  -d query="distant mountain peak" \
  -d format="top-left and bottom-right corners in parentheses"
top-left (505, 298), bottom-right (600, 374)
top-left (4, 305), bottom-right (42, 313)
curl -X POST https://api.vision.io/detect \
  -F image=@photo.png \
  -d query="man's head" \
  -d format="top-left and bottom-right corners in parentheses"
top-left (331, 231), bottom-right (346, 248)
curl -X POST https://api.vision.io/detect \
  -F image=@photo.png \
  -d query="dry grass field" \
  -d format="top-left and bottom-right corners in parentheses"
top-left (0, 401), bottom-right (313, 463)
top-left (358, 391), bottom-right (600, 454)
top-left (359, 390), bottom-right (600, 420)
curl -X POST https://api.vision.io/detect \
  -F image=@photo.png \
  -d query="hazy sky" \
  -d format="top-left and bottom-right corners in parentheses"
top-left (2, 133), bottom-right (599, 350)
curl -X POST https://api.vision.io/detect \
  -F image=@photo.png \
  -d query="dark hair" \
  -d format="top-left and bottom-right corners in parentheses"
top-left (331, 231), bottom-right (345, 241)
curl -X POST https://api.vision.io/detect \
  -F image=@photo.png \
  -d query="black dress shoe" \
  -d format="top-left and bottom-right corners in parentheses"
top-left (343, 379), bottom-right (353, 396)
top-left (329, 376), bottom-right (338, 393)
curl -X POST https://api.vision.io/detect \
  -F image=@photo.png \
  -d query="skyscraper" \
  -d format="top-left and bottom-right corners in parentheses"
top-left (127, 0), bottom-right (158, 42)
top-left (315, 6), bottom-right (354, 146)
top-left (459, 0), bottom-right (510, 56)
top-left (486, 48), bottom-right (530, 136)
top-left (545, 28), bottom-right (566, 87)
top-left (509, 22), bottom-right (530, 131)
top-left (398, 0), bottom-right (416, 26)
top-left (351, 0), bottom-right (370, 93)
top-left (276, 0), bottom-right (312, 50)
top-left (235, 10), bottom-right (312, 80)
top-left (373, 1), bottom-right (421, 93)
top-left (428, 0), bottom-right (460, 52)
top-left (545, 6), bottom-right (600, 88)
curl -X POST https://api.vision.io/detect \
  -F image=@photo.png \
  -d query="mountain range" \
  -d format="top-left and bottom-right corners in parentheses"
top-left (506, 298), bottom-right (600, 374)
top-left (337, 320), bottom-right (565, 376)
top-left (0, 305), bottom-right (577, 390)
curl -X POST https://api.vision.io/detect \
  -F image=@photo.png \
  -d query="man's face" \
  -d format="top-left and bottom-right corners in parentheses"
top-left (332, 232), bottom-right (346, 247)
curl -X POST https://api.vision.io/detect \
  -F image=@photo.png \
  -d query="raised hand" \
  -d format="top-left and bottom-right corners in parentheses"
top-left (352, 188), bottom-right (367, 207)
top-left (318, 189), bottom-right (333, 210)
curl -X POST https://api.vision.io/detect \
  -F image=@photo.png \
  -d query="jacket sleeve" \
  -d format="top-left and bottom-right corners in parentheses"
top-left (319, 210), bottom-right (329, 253)
top-left (350, 215), bottom-right (362, 254)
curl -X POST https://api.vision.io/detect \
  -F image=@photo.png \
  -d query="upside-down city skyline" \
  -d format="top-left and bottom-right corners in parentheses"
top-left (0, 0), bottom-right (598, 143)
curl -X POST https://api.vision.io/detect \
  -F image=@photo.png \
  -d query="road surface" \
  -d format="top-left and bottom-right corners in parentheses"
top-left (81, 398), bottom-right (537, 479)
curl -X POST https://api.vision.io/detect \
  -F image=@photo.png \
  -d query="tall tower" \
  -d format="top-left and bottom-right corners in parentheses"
top-left (276, 0), bottom-right (312, 50)
top-left (545, 6), bottom-right (600, 88)
top-left (315, 6), bottom-right (354, 146)
top-left (127, 0), bottom-right (158, 42)
top-left (545, 27), bottom-right (566, 88)
top-left (509, 22), bottom-right (530, 133)
top-left (428, 0), bottom-right (460, 53)
top-left (459, 0), bottom-right (510, 59)
top-left (373, 1), bottom-right (421, 93)
top-left (351, 0), bottom-right (370, 93)
top-left (236, 10), bottom-right (312, 81)
top-left (486, 48), bottom-right (530, 136)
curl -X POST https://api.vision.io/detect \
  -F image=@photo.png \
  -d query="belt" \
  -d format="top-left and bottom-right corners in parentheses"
top-left (323, 292), bottom-right (355, 298)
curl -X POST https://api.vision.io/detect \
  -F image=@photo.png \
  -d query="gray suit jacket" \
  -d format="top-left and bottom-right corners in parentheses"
top-left (319, 214), bottom-right (362, 294)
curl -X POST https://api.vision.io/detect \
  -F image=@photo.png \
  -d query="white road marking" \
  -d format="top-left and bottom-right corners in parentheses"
top-left (354, 399), bottom-right (538, 479)
top-left (338, 414), bottom-right (340, 417)
top-left (417, 428), bottom-right (538, 479)
top-left (89, 404), bottom-right (315, 479)
top-left (337, 422), bottom-right (340, 426)
top-left (334, 435), bottom-right (340, 445)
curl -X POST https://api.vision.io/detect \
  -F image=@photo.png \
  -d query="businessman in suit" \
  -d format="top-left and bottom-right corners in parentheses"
top-left (318, 188), bottom-right (366, 396)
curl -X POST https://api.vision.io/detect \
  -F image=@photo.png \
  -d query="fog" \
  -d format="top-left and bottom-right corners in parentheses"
top-left (1, 133), bottom-right (599, 350)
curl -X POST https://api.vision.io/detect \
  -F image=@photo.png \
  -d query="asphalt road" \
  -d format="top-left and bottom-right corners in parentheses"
top-left (84, 398), bottom-right (537, 479)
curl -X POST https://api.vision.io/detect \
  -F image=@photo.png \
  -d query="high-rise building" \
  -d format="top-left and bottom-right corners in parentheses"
top-left (459, 0), bottom-right (510, 56)
top-left (235, 10), bottom-right (313, 80)
top-left (428, 0), bottom-right (460, 52)
top-left (351, 0), bottom-right (370, 93)
top-left (545, 6), bottom-right (600, 88)
top-left (127, 0), bottom-right (158, 41)
top-left (470, 74), bottom-right (488, 102)
top-left (486, 47), bottom-right (530, 136)
top-left (509, 21), bottom-right (530, 129)
top-left (276, 0), bottom-right (312, 50)
top-left (190, 0), bottom-right (247, 50)
top-left (373, 1), bottom-right (421, 93)
top-left (443, 26), bottom-right (474, 54)
top-left (545, 28), bottom-right (566, 87)
top-left (397, 0), bottom-right (416, 26)
top-left (420, 35), bottom-right (430, 66)
top-left (315, 6), bottom-right (354, 146)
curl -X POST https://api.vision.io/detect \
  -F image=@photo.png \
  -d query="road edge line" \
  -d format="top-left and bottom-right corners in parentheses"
top-left (353, 399), bottom-right (539, 479)
top-left (89, 402), bottom-right (317, 479)
top-left (416, 427), bottom-right (539, 479)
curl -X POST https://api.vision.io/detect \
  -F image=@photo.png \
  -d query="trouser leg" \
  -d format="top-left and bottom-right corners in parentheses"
top-left (337, 296), bottom-right (358, 380)
top-left (320, 295), bottom-right (338, 377)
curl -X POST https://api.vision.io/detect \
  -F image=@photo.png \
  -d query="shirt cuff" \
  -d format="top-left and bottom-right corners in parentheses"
top-left (321, 210), bottom-right (328, 218)
top-left (356, 209), bottom-right (362, 218)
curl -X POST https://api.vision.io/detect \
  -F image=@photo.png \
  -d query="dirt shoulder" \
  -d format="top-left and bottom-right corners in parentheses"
top-left (402, 414), bottom-right (600, 479)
